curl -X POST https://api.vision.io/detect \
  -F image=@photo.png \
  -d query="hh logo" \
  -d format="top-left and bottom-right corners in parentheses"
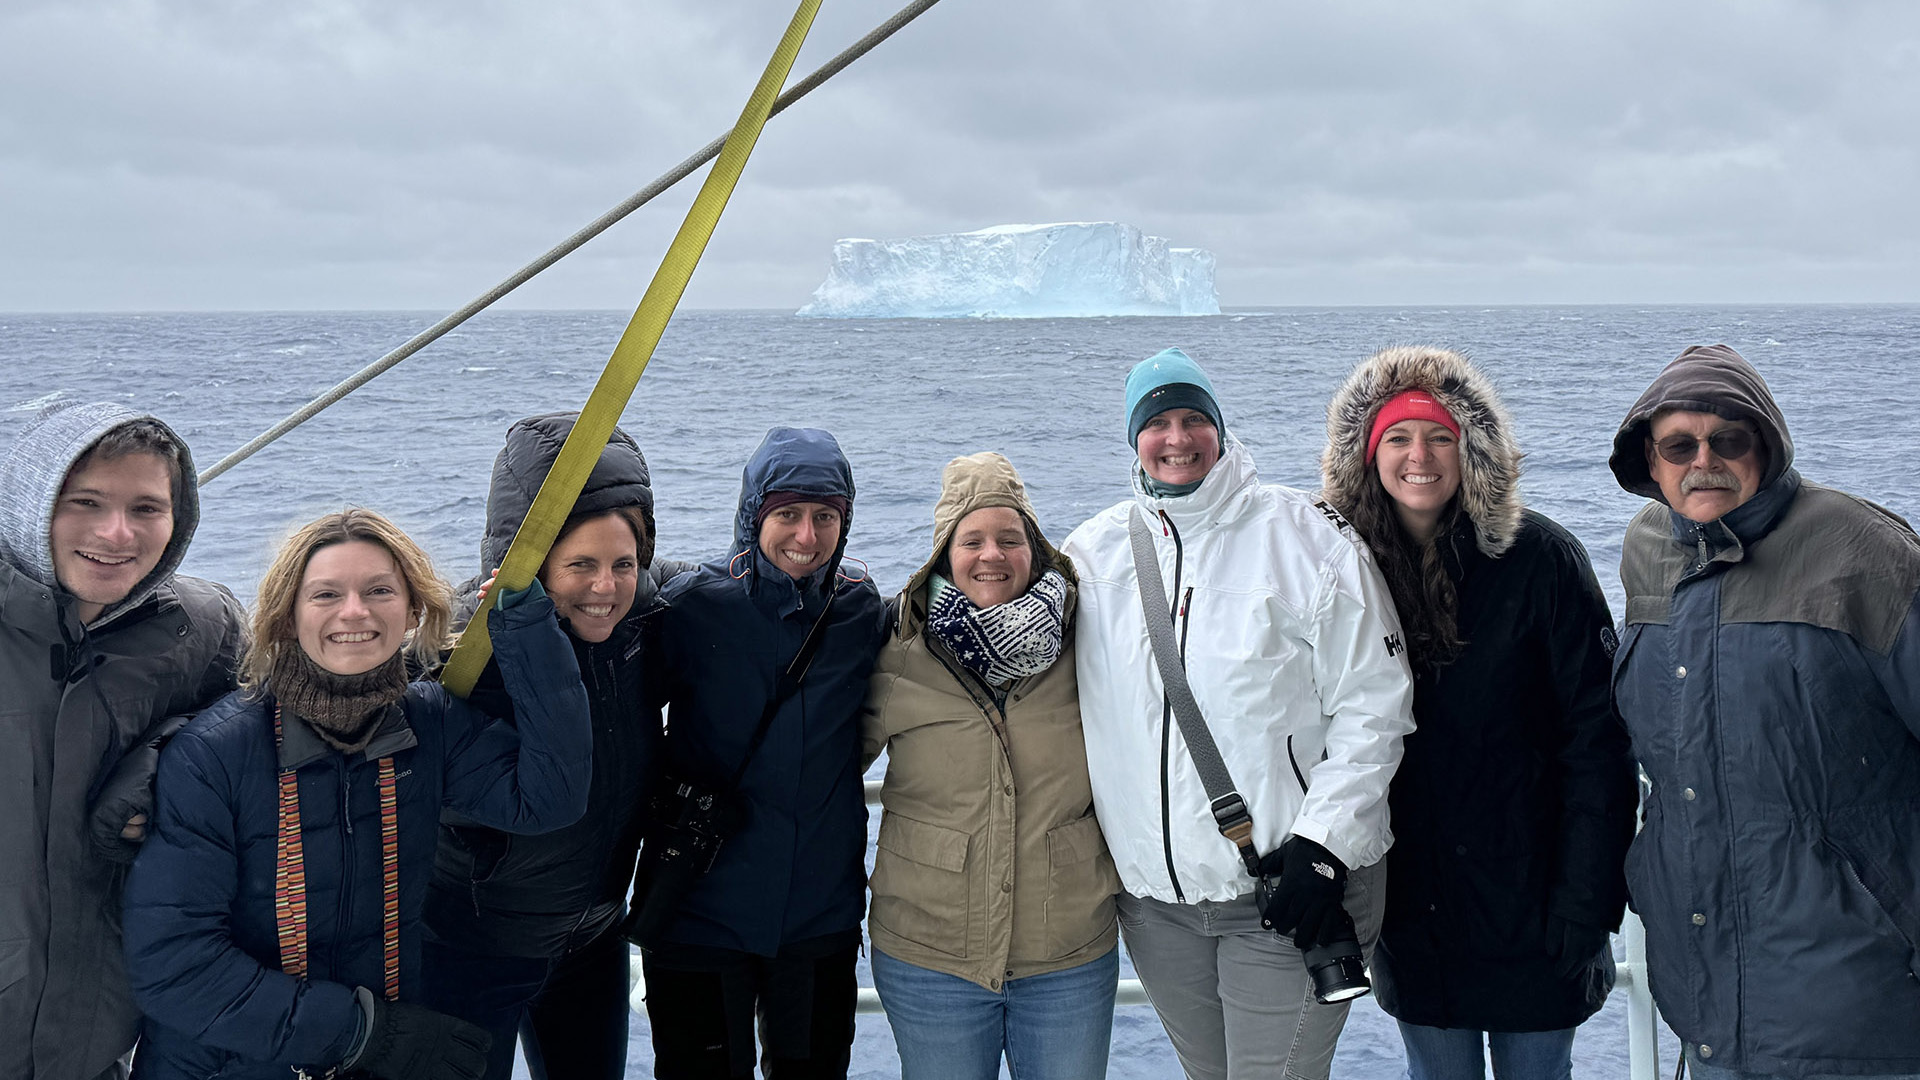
top-left (1313, 499), bottom-right (1355, 535)
top-left (1384, 633), bottom-right (1404, 657)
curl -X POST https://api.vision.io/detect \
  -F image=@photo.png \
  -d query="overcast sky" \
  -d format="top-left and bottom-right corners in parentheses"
top-left (3, 0), bottom-right (1918, 310)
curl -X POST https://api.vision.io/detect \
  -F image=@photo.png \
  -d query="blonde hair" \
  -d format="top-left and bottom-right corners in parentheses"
top-left (240, 508), bottom-right (454, 692)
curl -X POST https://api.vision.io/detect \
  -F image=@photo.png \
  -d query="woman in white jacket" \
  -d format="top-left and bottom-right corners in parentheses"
top-left (1063, 348), bottom-right (1415, 1080)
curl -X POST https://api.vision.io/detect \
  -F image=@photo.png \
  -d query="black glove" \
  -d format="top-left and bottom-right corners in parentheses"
top-left (1257, 837), bottom-right (1350, 950)
top-left (89, 714), bottom-right (192, 862)
top-left (346, 994), bottom-right (491, 1080)
top-left (1546, 915), bottom-right (1610, 981)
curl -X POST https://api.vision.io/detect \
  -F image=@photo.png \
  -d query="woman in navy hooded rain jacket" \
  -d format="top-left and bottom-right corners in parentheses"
top-left (637, 427), bottom-right (888, 1080)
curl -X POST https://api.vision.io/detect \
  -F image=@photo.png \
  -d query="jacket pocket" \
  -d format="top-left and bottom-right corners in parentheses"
top-left (457, 825), bottom-right (512, 884)
top-left (1044, 814), bottom-right (1120, 958)
top-left (871, 813), bottom-right (971, 958)
top-left (1821, 821), bottom-right (1920, 969)
top-left (0, 936), bottom-right (27, 997)
top-left (1740, 825), bottom-right (1920, 1060)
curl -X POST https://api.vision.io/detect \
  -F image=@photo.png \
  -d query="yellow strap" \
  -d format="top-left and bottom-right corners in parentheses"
top-left (441, 0), bottom-right (823, 697)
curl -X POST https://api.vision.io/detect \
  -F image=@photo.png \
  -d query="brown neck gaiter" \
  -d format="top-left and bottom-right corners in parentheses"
top-left (270, 647), bottom-right (410, 754)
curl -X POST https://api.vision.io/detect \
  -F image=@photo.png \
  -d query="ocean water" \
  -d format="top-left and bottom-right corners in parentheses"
top-left (6, 305), bottom-right (1917, 1078)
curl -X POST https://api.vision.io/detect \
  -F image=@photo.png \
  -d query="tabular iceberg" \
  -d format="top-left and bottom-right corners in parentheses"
top-left (796, 222), bottom-right (1219, 318)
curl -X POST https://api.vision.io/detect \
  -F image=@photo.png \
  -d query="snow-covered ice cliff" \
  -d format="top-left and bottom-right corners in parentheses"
top-left (797, 222), bottom-right (1219, 318)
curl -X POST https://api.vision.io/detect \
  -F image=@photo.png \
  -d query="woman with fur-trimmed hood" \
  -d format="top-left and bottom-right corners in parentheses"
top-left (1320, 346), bottom-right (1638, 1077)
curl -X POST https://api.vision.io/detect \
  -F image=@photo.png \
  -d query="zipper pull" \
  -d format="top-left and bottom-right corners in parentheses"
top-left (1179, 587), bottom-right (1193, 619)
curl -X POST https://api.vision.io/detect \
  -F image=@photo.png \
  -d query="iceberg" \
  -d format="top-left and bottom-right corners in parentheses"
top-left (796, 222), bottom-right (1219, 318)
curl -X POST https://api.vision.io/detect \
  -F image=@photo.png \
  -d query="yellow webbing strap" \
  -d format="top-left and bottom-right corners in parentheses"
top-left (441, 0), bottom-right (823, 697)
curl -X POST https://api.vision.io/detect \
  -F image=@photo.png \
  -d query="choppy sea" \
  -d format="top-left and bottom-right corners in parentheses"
top-left (6, 305), bottom-right (1917, 1078)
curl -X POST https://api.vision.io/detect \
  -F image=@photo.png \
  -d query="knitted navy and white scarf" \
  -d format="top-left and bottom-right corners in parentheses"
top-left (926, 569), bottom-right (1068, 685)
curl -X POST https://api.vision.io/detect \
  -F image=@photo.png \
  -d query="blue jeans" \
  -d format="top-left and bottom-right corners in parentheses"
top-left (871, 947), bottom-right (1118, 1080)
top-left (1397, 1022), bottom-right (1576, 1080)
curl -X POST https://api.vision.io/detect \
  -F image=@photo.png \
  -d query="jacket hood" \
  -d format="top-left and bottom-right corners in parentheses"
top-left (1321, 346), bottom-right (1524, 556)
top-left (732, 427), bottom-right (857, 581)
top-left (0, 401), bottom-right (200, 624)
top-left (478, 411), bottom-right (656, 576)
top-left (1608, 344), bottom-right (1794, 503)
top-left (902, 452), bottom-right (1074, 616)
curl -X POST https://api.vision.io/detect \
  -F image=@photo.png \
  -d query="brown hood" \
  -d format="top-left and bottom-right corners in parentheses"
top-left (1609, 344), bottom-right (1795, 503)
top-left (899, 452), bottom-right (1074, 634)
top-left (1320, 345), bottom-right (1525, 556)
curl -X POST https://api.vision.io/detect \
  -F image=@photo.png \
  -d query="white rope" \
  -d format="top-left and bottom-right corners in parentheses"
top-left (199, 0), bottom-right (946, 484)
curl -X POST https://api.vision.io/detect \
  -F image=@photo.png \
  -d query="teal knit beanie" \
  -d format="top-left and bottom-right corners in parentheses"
top-left (1125, 348), bottom-right (1225, 447)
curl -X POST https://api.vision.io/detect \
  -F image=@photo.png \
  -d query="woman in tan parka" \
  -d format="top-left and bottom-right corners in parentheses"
top-left (862, 452), bottom-right (1121, 1080)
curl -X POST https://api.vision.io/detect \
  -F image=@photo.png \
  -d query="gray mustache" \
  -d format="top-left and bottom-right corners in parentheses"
top-left (1681, 469), bottom-right (1740, 494)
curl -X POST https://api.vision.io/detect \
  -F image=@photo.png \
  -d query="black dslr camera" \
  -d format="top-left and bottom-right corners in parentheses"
top-left (622, 775), bottom-right (746, 947)
top-left (1254, 873), bottom-right (1371, 1004)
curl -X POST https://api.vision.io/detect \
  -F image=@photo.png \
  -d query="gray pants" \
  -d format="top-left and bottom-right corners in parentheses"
top-left (1117, 861), bottom-right (1385, 1080)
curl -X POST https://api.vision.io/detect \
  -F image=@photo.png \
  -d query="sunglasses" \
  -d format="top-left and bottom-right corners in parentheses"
top-left (1653, 428), bottom-right (1756, 465)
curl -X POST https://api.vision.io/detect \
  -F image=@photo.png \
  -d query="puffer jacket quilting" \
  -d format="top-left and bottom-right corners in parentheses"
top-left (427, 411), bottom-right (670, 959)
top-left (121, 597), bottom-right (591, 1080)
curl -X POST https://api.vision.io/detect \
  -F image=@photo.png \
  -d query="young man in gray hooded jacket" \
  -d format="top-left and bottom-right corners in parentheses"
top-left (0, 402), bottom-right (245, 1080)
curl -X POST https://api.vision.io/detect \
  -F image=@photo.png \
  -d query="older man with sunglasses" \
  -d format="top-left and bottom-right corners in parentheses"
top-left (1607, 345), bottom-right (1920, 1080)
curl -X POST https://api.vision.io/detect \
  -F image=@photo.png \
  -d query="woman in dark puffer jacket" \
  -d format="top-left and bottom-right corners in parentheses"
top-left (122, 509), bottom-right (590, 1080)
top-left (422, 412), bottom-right (685, 1080)
top-left (1319, 347), bottom-right (1638, 1080)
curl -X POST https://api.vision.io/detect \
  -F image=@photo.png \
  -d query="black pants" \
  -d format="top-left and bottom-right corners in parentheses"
top-left (641, 936), bottom-right (858, 1080)
top-left (420, 922), bottom-right (633, 1080)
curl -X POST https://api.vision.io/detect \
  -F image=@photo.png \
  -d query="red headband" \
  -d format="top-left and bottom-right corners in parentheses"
top-left (1366, 390), bottom-right (1461, 463)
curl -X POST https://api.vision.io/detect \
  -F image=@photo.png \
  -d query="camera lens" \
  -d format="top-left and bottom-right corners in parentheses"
top-left (1303, 937), bottom-right (1371, 1004)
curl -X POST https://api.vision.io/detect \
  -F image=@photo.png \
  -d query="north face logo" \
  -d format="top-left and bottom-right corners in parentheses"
top-left (1384, 633), bottom-right (1404, 657)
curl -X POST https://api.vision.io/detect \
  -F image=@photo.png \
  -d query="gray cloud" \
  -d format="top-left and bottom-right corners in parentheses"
top-left (3, 0), bottom-right (1916, 310)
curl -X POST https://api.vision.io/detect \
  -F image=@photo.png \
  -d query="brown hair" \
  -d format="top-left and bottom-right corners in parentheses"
top-left (72, 418), bottom-right (188, 509)
top-left (240, 509), bottom-right (453, 692)
top-left (1343, 477), bottom-right (1464, 670)
top-left (932, 508), bottom-right (1053, 590)
top-left (550, 505), bottom-right (653, 575)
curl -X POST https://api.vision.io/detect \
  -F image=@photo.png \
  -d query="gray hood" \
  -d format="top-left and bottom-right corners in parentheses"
top-left (0, 401), bottom-right (201, 626)
top-left (1608, 344), bottom-right (1794, 503)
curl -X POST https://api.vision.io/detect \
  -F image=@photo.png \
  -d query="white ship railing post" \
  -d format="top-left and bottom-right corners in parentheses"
top-left (1622, 910), bottom-right (1660, 1080)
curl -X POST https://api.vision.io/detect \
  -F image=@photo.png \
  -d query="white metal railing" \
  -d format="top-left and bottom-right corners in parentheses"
top-left (628, 780), bottom-right (1664, 1079)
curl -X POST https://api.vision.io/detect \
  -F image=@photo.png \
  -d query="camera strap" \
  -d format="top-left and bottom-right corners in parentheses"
top-left (1127, 506), bottom-right (1262, 877)
top-left (723, 587), bottom-right (839, 794)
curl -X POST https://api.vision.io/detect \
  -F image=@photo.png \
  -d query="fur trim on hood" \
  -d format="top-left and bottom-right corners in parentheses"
top-left (1321, 345), bottom-right (1524, 557)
